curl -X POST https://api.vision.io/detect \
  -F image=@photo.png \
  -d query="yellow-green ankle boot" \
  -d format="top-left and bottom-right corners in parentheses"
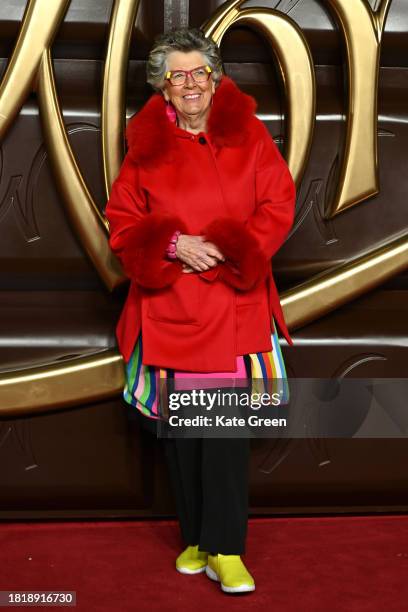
top-left (176, 545), bottom-right (208, 574)
top-left (206, 553), bottom-right (255, 593)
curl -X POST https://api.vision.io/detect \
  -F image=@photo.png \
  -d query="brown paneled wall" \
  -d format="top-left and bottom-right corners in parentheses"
top-left (0, 0), bottom-right (407, 519)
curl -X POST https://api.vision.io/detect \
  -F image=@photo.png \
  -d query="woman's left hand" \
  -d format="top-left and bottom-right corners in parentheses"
top-left (181, 242), bottom-right (223, 273)
top-left (177, 235), bottom-right (225, 272)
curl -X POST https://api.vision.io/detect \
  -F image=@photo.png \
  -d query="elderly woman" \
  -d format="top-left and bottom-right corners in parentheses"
top-left (105, 28), bottom-right (296, 594)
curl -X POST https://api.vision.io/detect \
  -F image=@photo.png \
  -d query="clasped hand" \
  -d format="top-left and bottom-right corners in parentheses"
top-left (175, 234), bottom-right (225, 273)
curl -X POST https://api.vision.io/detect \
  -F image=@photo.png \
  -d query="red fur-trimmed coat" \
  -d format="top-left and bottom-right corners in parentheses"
top-left (105, 76), bottom-right (296, 371)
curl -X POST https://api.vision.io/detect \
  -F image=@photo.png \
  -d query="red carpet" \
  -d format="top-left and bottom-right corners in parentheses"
top-left (1, 515), bottom-right (407, 611)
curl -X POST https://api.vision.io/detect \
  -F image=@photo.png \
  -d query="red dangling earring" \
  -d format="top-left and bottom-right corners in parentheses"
top-left (166, 99), bottom-right (177, 123)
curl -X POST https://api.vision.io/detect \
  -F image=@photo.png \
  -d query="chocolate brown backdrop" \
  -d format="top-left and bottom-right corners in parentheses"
top-left (0, 0), bottom-right (407, 518)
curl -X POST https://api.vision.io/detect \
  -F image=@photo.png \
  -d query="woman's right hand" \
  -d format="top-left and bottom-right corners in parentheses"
top-left (176, 234), bottom-right (225, 272)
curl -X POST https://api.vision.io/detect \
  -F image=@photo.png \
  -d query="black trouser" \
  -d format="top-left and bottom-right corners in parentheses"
top-left (162, 434), bottom-right (250, 555)
top-left (135, 386), bottom-right (252, 554)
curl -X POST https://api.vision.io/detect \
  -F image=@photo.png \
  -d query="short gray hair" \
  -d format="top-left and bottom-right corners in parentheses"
top-left (146, 27), bottom-right (223, 92)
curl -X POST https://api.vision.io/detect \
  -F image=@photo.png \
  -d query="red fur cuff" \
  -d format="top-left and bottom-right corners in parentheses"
top-left (202, 217), bottom-right (269, 290)
top-left (115, 213), bottom-right (187, 289)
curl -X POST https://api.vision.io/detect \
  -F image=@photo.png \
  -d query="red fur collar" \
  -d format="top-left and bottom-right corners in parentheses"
top-left (125, 76), bottom-right (257, 166)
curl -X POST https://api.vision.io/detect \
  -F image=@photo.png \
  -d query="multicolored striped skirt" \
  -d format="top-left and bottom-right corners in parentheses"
top-left (123, 317), bottom-right (289, 420)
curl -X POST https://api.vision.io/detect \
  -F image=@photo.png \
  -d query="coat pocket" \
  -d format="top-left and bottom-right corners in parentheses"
top-left (147, 273), bottom-right (201, 326)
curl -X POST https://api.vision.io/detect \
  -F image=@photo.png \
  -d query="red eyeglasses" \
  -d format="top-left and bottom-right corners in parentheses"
top-left (165, 65), bottom-right (212, 86)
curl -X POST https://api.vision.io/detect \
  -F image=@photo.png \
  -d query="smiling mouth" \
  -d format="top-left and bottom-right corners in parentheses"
top-left (183, 94), bottom-right (201, 100)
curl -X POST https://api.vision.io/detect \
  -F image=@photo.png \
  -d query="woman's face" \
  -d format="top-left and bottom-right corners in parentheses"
top-left (162, 50), bottom-right (215, 121)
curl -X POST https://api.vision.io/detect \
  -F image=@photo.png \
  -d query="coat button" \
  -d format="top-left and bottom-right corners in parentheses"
top-left (198, 136), bottom-right (207, 145)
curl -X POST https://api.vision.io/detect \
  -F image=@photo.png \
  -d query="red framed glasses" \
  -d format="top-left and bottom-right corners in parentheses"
top-left (165, 65), bottom-right (212, 86)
